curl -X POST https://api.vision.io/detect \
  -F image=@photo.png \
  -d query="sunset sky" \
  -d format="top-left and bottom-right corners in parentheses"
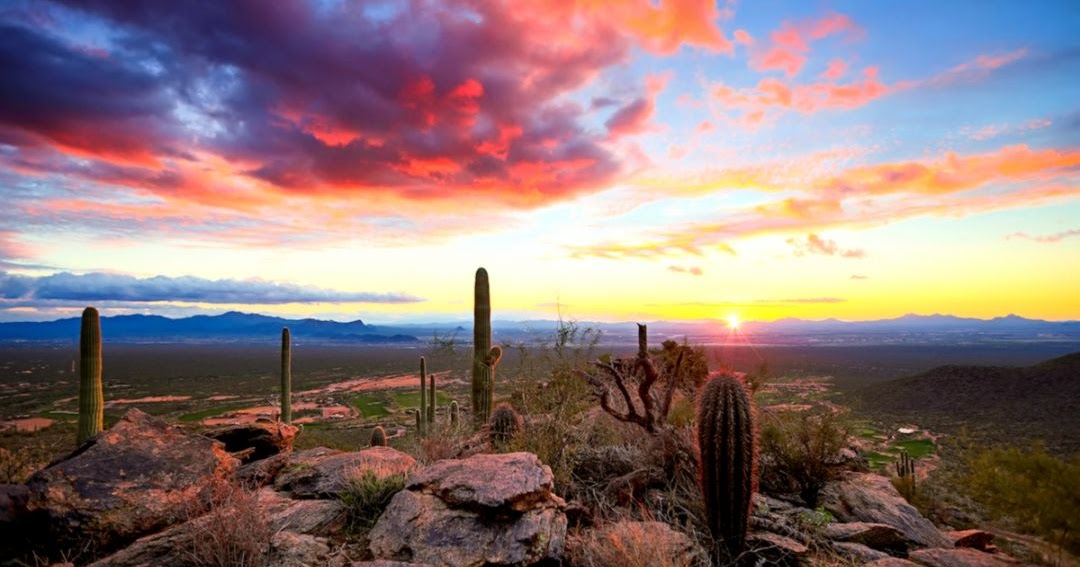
top-left (1, 0), bottom-right (1078, 323)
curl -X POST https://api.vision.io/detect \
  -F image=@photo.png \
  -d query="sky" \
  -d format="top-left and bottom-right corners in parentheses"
top-left (0, 0), bottom-right (1078, 323)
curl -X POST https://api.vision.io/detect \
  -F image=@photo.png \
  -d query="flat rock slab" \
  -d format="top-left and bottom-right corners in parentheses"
top-left (821, 473), bottom-right (950, 548)
top-left (946, 530), bottom-right (996, 551)
top-left (866, 560), bottom-right (922, 567)
top-left (25, 408), bottom-right (237, 554)
top-left (833, 541), bottom-right (891, 562)
top-left (274, 446), bottom-right (416, 499)
top-left (825, 521), bottom-right (909, 551)
top-left (406, 452), bottom-right (553, 512)
top-left (747, 532), bottom-right (810, 566)
top-left (909, 548), bottom-right (1023, 567)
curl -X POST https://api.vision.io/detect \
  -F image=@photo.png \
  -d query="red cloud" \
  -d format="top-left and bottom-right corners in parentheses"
top-left (606, 73), bottom-right (672, 139)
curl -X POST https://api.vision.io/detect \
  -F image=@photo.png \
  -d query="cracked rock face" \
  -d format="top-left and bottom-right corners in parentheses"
top-left (369, 452), bottom-right (567, 567)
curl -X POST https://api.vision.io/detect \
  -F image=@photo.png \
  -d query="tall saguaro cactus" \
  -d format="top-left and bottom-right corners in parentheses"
top-left (281, 327), bottom-right (292, 424)
top-left (419, 356), bottom-right (427, 435)
top-left (77, 306), bottom-right (104, 445)
top-left (471, 267), bottom-right (499, 425)
top-left (427, 373), bottom-right (436, 426)
top-left (697, 375), bottom-right (757, 563)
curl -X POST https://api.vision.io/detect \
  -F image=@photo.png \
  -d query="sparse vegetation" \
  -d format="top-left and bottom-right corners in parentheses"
top-left (759, 408), bottom-right (850, 508)
top-left (339, 468), bottom-right (408, 532)
top-left (186, 483), bottom-right (273, 567)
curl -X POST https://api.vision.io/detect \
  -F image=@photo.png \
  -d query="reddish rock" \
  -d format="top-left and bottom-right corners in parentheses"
top-left (274, 446), bottom-right (416, 499)
top-left (25, 408), bottom-right (237, 556)
top-left (821, 473), bottom-right (950, 548)
top-left (747, 532), bottom-right (810, 566)
top-left (833, 541), bottom-right (891, 562)
top-left (908, 548), bottom-right (1022, 567)
top-left (208, 421), bottom-right (297, 463)
top-left (825, 521), bottom-right (909, 551)
top-left (369, 452), bottom-right (567, 566)
top-left (865, 559), bottom-right (921, 567)
top-left (946, 530), bottom-right (996, 551)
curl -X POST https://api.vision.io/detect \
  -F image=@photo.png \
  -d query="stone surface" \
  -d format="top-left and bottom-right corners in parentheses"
top-left (236, 451), bottom-right (291, 488)
top-left (825, 521), bottom-right (909, 551)
top-left (208, 421), bottom-right (297, 463)
top-left (352, 562), bottom-right (436, 567)
top-left (405, 452), bottom-right (553, 511)
top-left (821, 473), bottom-right (950, 548)
top-left (747, 532), bottom-right (810, 566)
top-left (865, 559), bottom-right (922, 567)
top-left (833, 541), bottom-right (891, 563)
top-left (369, 452), bottom-right (567, 567)
top-left (0, 483), bottom-right (28, 524)
top-left (25, 409), bottom-right (237, 554)
top-left (269, 531), bottom-right (334, 567)
top-left (908, 548), bottom-right (1022, 567)
top-left (567, 521), bottom-right (706, 566)
top-left (946, 530), bottom-right (996, 551)
top-left (274, 446), bottom-right (416, 499)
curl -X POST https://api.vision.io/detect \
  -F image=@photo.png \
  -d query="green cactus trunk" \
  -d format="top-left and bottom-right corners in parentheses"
top-left (281, 327), bottom-right (292, 424)
top-left (428, 374), bottom-right (436, 425)
top-left (471, 267), bottom-right (496, 426)
top-left (419, 356), bottom-right (427, 436)
top-left (450, 400), bottom-right (459, 427)
top-left (77, 307), bottom-right (104, 445)
top-left (697, 375), bottom-right (757, 563)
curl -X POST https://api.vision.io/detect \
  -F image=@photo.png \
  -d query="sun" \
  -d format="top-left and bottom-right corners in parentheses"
top-left (726, 314), bottom-right (741, 330)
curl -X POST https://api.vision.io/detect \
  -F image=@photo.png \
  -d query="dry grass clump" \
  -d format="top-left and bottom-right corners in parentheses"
top-left (339, 464), bottom-right (407, 532)
top-left (186, 483), bottom-right (273, 567)
top-left (567, 520), bottom-right (704, 567)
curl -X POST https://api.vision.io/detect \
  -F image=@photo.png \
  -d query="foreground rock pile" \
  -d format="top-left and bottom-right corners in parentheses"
top-left (0, 408), bottom-right (1032, 566)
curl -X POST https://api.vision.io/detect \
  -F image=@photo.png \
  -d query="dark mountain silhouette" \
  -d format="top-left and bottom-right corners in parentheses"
top-left (855, 352), bottom-right (1080, 454)
top-left (0, 311), bottom-right (418, 343)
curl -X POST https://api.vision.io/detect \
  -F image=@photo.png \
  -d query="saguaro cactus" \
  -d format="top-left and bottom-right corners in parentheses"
top-left (419, 356), bottom-right (428, 435)
top-left (281, 327), bottom-right (292, 424)
top-left (697, 375), bottom-right (757, 563)
top-left (370, 426), bottom-right (387, 447)
top-left (77, 306), bottom-right (104, 445)
top-left (471, 268), bottom-right (500, 425)
top-left (428, 373), bottom-right (436, 426)
top-left (449, 400), bottom-right (460, 427)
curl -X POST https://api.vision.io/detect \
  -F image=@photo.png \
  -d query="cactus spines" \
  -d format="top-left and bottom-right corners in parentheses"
top-left (471, 267), bottom-right (499, 426)
top-left (370, 426), bottom-right (387, 447)
top-left (697, 375), bottom-right (757, 563)
top-left (419, 356), bottom-right (427, 436)
top-left (449, 400), bottom-right (459, 427)
top-left (281, 327), bottom-right (292, 424)
top-left (77, 306), bottom-right (104, 445)
top-left (489, 402), bottom-right (521, 445)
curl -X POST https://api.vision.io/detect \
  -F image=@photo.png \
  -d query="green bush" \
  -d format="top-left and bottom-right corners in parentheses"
top-left (339, 470), bottom-right (407, 532)
top-left (964, 445), bottom-right (1079, 556)
top-left (759, 409), bottom-right (851, 508)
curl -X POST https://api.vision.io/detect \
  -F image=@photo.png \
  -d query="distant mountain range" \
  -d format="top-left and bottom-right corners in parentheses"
top-left (0, 311), bottom-right (419, 343)
top-left (0, 311), bottom-right (1077, 345)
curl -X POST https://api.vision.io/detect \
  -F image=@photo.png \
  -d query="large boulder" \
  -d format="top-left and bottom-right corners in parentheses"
top-left (369, 452), bottom-right (567, 567)
top-left (825, 521), bottom-right (909, 552)
top-left (908, 548), bottom-right (1022, 567)
top-left (207, 421), bottom-right (298, 463)
top-left (274, 446), bottom-right (416, 499)
top-left (821, 473), bottom-right (950, 548)
top-left (24, 409), bottom-right (238, 555)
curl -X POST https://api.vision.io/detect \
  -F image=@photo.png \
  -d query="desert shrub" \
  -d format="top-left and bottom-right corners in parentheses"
top-left (567, 520), bottom-right (704, 567)
top-left (339, 469), bottom-right (407, 532)
top-left (759, 409), bottom-right (850, 508)
top-left (651, 339), bottom-right (709, 395)
top-left (187, 483), bottom-right (273, 567)
top-left (963, 444), bottom-right (1079, 557)
top-left (0, 446), bottom-right (37, 484)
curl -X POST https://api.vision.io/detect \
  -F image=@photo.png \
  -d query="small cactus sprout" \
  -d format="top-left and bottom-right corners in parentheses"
top-left (697, 374), bottom-right (757, 563)
top-left (370, 426), bottom-right (387, 447)
top-left (449, 400), bottom-right (460, 427)
top-left (77, 307), bottom-right (104, 445)
top-left (281, 327), bottom-right (292, 424)
top-left (489, 402), bottom-right (521, 445)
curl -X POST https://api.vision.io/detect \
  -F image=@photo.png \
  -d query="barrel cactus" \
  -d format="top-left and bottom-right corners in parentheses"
top-left (370, 426), bottom-right (387, 447)
top-left (76, 307), bottom-right (104, 445)
top-left (697, 374), bottom-right (757, 562)
top-left (281, 327), bottom-right (292, 424)
top-left (489, 402), bottom-right (521, 445)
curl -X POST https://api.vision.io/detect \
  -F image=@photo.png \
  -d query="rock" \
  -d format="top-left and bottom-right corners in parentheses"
top-left (369, 452), bottom-right (567, 567)
top-left (825, 521), bottom-right (909, 551)
top-left (270, 531), bottom-right (333, 567)
top-left (258, 488), bottom-right (345, 536)
top-left (946, 530), bottom-right (996, 551)
top-left (865, 559), bottom-right (922, 567)
top-left (275, 446), bottom-right (416, 499)
top-left (821, 473), bottom-right (950, 548)
top-left (833, 541), bottom-right (891, 562)
top-left (567, 521), bottom-right (707, 566)
top-left (908, 548), bottom-right (1022, 567)
top-left (747, 532), bottom-right (810, 566)
top-left (352, 562), bottom-right (436, 567)
top-left (208, 421), bottom-right (298, 463)
top-left (405, 452), bottom-right (554, 511)
top-left (0, 483), bottom-right (28, 524)
top-left (25, 408), bottom-right (238, 555)
top-left (236, 451), bottom-right (291, 488)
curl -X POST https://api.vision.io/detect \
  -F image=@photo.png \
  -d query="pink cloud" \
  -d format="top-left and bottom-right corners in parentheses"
top-left (750, 13), bottom-right (860, 77)
top-left (786, 234), bottom-right (866, 258)
top-left (821, 58), bottom-right (848, 79)
top-left (1006, 229), bottom-right (1080, 243)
